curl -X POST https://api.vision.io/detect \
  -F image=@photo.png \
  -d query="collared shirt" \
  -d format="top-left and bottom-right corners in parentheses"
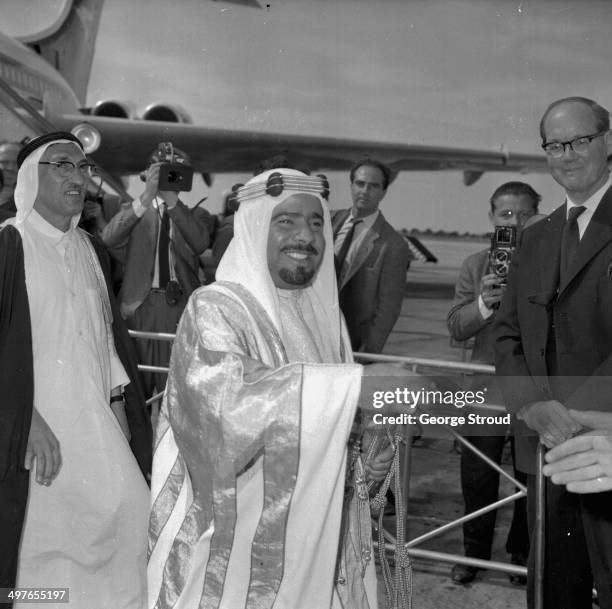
top-left (334, 209), bottom-right (379, 269)
top-left (132, 197), bottom-right (175, 288)
top-left (23, 210), bottom-right (128, 411)
top-left (478, 294), bottom-right (494, 320)
top-left (566, 173), bottom-right (612, 239)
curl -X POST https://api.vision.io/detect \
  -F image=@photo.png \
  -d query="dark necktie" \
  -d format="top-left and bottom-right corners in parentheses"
top-left (158, 208), bottom-right (171, 288)
top-left (559, 205), bottom-right (586, 283)
top-left (335, 218), bottom-right (362, 279)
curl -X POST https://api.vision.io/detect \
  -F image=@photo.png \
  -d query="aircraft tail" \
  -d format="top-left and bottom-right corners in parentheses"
top-left (23, 0), bottom-right (104, 106)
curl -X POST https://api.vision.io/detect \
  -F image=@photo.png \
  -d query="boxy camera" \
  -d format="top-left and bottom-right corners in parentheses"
top-left (140, 141), bottom-right (194, 192)
top-left (489, 225), bottom-right (516, 286)
top-left (158, 163), bottom-right (193, 192)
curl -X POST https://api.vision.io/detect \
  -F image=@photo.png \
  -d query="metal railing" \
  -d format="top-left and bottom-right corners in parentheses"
top-left (352, 351), bottom-right (528, 580)
top-left (129, 330), bottom-right (528, 581)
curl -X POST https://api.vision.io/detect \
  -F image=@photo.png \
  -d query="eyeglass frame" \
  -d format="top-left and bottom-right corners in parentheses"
top-left (38, 160), bottom-right (98, 177)
top-left (541, 130), bottom-right (609, 158)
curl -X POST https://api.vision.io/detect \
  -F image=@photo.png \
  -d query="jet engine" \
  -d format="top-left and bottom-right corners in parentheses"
top-left (140, 103), bottom-right (192, 123)
top-left (90, 100), bottom-right (134, 119)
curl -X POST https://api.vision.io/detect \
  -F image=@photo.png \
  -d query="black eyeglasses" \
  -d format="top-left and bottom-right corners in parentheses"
top-left (39, 160), bottom-right (98, 178)
top-left (542, 130), bottom-right (608, 158)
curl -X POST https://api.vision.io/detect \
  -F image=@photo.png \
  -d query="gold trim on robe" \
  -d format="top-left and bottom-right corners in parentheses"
top-left (148, 283), bottom-right (363, 609)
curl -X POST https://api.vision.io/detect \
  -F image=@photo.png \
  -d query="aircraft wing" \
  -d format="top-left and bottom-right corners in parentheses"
top-left (212, 0), bottom-right (262, 6)
top-left (51, 113), bottom-right (548, 182)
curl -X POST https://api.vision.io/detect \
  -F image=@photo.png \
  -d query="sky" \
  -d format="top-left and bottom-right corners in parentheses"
top-left (8, 0), bottom-right (612, 232)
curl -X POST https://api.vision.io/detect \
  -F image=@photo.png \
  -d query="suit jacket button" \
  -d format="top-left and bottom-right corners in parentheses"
top-left (539, 348), bottom-right (545, 356)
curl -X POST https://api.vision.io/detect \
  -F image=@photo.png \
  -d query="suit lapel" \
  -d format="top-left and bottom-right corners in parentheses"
top-left (538, 206), bottom-right (564, 297)
top-left (339, 213), bottom-right (383, 289)
top-left (142, 208), bottom-right (160, 279)
top-left (559, 185), bottom-right (612, 296)
top-left (145, 207), bottom-right (159, 246)
top-left (331, 209), bottom-right (350, 239)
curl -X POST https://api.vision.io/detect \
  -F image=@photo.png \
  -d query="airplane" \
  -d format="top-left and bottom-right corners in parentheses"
top-left (0, 0), bottom-right (549, 201)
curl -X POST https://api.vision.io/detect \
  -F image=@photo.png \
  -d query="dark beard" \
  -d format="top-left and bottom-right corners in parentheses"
top-left (279, 265), bottom-right (315, 286)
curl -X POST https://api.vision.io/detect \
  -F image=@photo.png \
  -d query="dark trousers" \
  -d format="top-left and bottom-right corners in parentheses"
top-left (127, 291), bottom-right (187, 400)
top-left (461, 435), bottom-right (529, 560)
top-left (526, 474), bottom-right (612, 609)
top-left (0, 469), bottom-right (29, 607)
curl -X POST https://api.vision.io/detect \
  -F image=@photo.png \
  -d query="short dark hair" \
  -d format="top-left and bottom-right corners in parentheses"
top-left (489, 181), bottom-right (541, 214)
top-left (539, 97), bottom-right (610, 142)
top-left (253, 155), bottom-right (297, 176)
top-left (148, 143), bottom-right (190, 165)
top-left (349, 158), bottom-right (392, 190)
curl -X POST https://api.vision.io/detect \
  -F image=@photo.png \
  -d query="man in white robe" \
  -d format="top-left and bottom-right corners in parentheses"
top-left (149, 169), bottom-right (411, 609)
top-left (8, 133), bottom-right (149, 609)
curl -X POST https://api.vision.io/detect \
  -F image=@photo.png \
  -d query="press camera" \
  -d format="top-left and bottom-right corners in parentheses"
top-left (141, 142), bottom-right (194, 192)
top-left (489, 225), bottom-right (516, 286)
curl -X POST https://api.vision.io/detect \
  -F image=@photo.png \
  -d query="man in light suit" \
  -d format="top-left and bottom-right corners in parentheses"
top-left (102, 146), bottom-right (213, 399)
top-left (332, 158), bottom-right (411, 353)
top-left (447, 181), bottom-right (539, 584)
top-left (494, 97), bottom-right (612, 609)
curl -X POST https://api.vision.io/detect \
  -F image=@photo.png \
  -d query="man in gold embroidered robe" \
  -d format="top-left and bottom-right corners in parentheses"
top-left (148, 169), bottom-right (411, 609)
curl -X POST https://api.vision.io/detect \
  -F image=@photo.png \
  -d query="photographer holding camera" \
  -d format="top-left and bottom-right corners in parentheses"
top-left (101, 143), bottom-right (213, 401)
top-left (446, 181), bottom-right (541, 585)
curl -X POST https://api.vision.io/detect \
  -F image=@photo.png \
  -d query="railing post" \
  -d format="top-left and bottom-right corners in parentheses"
top-left (401, 422), bottom-right (414, 529)
top-left (534, 443), bottom-right (546, 609)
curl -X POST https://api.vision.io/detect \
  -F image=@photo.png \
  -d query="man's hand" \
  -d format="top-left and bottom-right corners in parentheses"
top-left (542, 409), bottom-right (612, 493)
top-left (141, 162), bottom-right (180, 209)
top-left (360, 363), bottom-right (426, 413)
top-left (140, 163), bottom-right (162, 208)
top-left (480, 273), bottom-right (505, 309)
top-left (567, 409), bottom-right (612, 431)
top-left (543, 430), bottom-right (612, 493)
top-left (25, 408), bottom-right (62, 486)
top-left (519, 400), bottom-right (582, 448)
top-left (364, 443), bottom-right (395, 483)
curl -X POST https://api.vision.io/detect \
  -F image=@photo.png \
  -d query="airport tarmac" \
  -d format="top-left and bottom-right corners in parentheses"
top-left (376, 435), bottom-right (527, 609)
top-left (375, 252), bottom-right (529, 609)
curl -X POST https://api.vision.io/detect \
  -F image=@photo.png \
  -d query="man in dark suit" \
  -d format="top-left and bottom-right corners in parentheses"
top-left (332, 158), bottom-right (411, 353)
top-left (494, 97), bottom-right (612, 609)
top-left (102, 145), bottom-right (213, 399)
top-left (447, 181), bottom-right (539, 584)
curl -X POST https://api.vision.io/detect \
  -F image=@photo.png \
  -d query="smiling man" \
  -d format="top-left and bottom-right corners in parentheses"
top-left (0, 132), bottom-right (150, 608)
top-left (148, 168), bottom-right (409, 609)
top-left (266, 193), bottom-right (324, 288)
top-left (332, 158), bottom-right (411, 353)
top-left (495, 98), bottom-right (612, 609)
